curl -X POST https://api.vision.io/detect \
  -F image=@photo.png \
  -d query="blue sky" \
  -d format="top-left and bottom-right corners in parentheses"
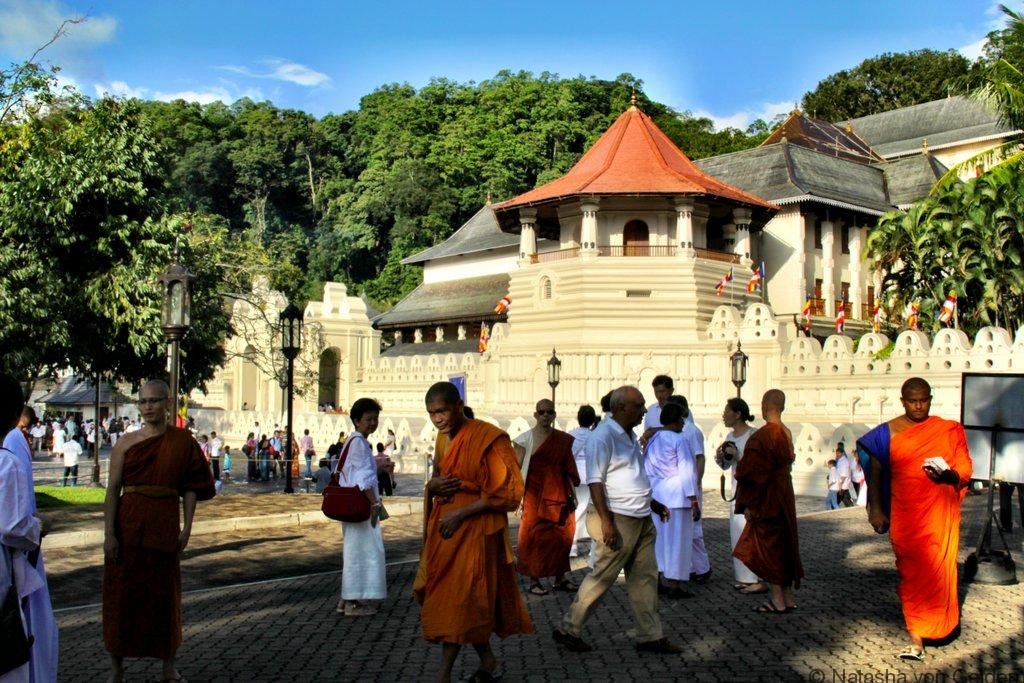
top-left (0, 0), bottom-right (1014, 129)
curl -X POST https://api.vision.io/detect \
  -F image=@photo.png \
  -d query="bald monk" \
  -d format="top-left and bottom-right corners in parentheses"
top-left (733, 389), bottom-right (803, 614)
top-left (414, 382), bottom-right (533, 682)
top-left (514, 399), bottom-right (580, 595)
top-left (857, 377), bottom-right (972, 661)
top-left (103, 379), bottom-right (216, 683)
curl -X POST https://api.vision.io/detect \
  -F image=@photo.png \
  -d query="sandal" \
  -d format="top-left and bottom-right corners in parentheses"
top-left (753, 600), bottom-right (790, 614)
top-left (552, 579), bottom-right (579, 592)
top-left (897, 646), bottom-right (926, 662)
top-left (528, 583), bottom-right (550, 596)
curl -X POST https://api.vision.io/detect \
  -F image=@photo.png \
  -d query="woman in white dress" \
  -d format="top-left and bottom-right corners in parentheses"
top-left (336, 397), bottom-right (386, 617)
top-left (715, 397), bottom-right (766, 594)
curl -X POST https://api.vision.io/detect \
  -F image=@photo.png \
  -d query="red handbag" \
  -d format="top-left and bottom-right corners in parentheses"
top-left (321, 439), bottom-right (372, 523)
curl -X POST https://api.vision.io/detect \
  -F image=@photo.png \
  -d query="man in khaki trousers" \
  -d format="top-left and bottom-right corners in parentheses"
top-left (553, 385), bottom-right (680, 654)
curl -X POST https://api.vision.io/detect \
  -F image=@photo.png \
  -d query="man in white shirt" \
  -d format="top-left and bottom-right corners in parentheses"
top-left (62, 438), bottom-right (83, 486)
top-left (567, 405), bottom-right (597, 560)
top-left (834, 443), bottom-right (853, 507)
top-left (825, 459), bottom-right (840, 510)
top-left (643, 375), bottom-right (674, 431)
top-left (30, 421), bottom-right (46, 452)
top-left (554, 386), bottom-right (680, 655)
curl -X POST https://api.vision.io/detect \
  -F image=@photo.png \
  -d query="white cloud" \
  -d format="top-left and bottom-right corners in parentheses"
top-left (691, 100), bottom-right (794, 132)
top-left (0, 0), bottom-right (116, 58)
top-left (153, 86), bottom-right (234, 105)
top-left (959, 37), bottom-right (989, 61)
top-left (94, 80), bottom-right (148, 99)
top-left (218, 59), bottom-right (331, 87)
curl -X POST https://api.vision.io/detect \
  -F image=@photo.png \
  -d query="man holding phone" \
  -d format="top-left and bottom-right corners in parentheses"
top-left (856, 377), bottom-right (973, 662)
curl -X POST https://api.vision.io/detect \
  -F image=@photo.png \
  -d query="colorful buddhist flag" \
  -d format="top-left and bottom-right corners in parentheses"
top-left (715, 267), bottom-right (734, 296)
top-left (494, 294), bottom-right (511, 315)
top-left (746, 262), bottom-right (764, 293)
top-left (835, 302), bottom-right (846, 334)
top-left (477, 321), bottom-right (490, 352)
top-left (802, 297), bottom-right (812, 336)
top-left (906, 301), bottom-right (920, 331)
top-left (937, 291), bottom-right (957, 325)
top-left (872, 305), bottom-right (882, 333)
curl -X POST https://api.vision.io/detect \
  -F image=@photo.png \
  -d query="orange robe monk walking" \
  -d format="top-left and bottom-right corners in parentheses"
top-left (518, 431), bottom-right (578, 575)
top-left (415, 382), bottom-right (532, 682)
top-left (733, 389), bottom-right (803, 614)
top-left (857, 377), bottom-right (972, 660)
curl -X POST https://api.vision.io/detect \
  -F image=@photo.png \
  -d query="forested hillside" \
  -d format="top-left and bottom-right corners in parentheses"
top-left (135, 71), bottom-right (772, 307)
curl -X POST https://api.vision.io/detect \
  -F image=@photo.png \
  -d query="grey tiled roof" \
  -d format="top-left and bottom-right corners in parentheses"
top-left (380, 338), bottom-right (481, 358)
top-left (37, 376), bottom-right (134, 406)
top-left (847, 96), bottom-right (1018, 158)
top-left (403, 205), bottom-right (517, 265)
top-left (876, 154), bottom-right (948, 207)
top-left (696, 142), bottom-right (892, 214)
top-left (373, 273), bottom-right (509, 328)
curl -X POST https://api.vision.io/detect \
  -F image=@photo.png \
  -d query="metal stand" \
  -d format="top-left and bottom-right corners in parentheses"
top-left (965, 425), bottom-right (1018, 585)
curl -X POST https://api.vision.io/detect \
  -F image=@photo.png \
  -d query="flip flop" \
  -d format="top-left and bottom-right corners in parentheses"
top-left (528, 584), bottom-right (550, 596)
top-left (553, 580), bottom-right (579, 592)
top-left (753, 601), bottom-right (790, 614)
top-left (897, 647), bottom-right (925, 662)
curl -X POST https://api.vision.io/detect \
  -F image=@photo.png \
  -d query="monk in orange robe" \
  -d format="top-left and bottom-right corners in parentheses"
top-left (856, 377), bottom-right (972, 661)
top-left (103, 380), bottom-right (216, 683)
top-left (733, 389), bottom-right (803, 614)
top-left (414, 382), bottom-right (533, 683)
top-left (514, 399), bottom-right (580, 595)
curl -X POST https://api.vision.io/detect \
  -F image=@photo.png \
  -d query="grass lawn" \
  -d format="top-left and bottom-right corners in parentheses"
top-left (35, 485), bottom-right (106, 509)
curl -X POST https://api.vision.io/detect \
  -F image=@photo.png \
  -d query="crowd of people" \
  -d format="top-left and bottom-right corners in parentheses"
top-left (0, 371), bottom-right (978, 681)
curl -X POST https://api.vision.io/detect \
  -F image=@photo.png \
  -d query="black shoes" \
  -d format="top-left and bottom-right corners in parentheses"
top-left (636, 638), bottom-right (682, 654)
top-left (691, 569), bottom-right (712, 584)
top-left (552, 628), bottom-right (593, 653)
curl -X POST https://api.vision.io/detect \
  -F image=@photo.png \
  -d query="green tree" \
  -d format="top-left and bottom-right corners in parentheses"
top-left (802, 49), bottom-right (973, 121)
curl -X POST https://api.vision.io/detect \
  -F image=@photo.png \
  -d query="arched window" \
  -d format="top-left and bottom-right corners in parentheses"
top-left (623, 219), bottom-right (649, 256)
top-left (539, 276), bottom-right (552, 300)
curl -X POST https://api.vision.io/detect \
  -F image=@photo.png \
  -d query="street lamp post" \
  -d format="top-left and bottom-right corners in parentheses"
top-left (730, 340), bottom-right (749, 398)
top-left (547, 348), bottom-right (561, 405)
top-left (157, 237), bottom-right (194, 424)
top-left (280, 303), bottom-right (303, 494)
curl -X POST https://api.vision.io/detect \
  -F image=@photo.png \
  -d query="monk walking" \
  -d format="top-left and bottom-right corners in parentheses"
top-left (856, 377), bottom-right (972, 661)
top-left (414, 382), bottom-right (533, 682)
top-left (103, 379), bottom-right (216, 683)
top-left (733, 389), bottom-right (803, 614)
top-left (513, 399), bottom-right (580, 595)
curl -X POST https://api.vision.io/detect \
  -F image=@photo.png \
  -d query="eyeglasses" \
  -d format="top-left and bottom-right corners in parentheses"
top-left (138, 397), bottom-right (167, 406)
top-left (537, 410), bottom-right (556, 416)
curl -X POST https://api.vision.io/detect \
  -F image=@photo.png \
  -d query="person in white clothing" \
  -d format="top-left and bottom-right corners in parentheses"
top-left (643, 375), bottom-right (674, 432)
top-left (667, 395), bottom-right (711, 583)
top-left (850, 452), bottom-right (867, 506)
top-left (336, 397), bottom-right (386, 617)
top-left (51, 423), bottom-right (66, 460)
top-left (0, 374), bottom-right (59, 683)
top-left (29, 422), bottom-right (46, 453)
top-left (644, 402), bottom-right (699, 599)
top-left (61, 438), bottom-right (83, 487)
top-left (554, 386), bottom-right (680, 655)
top-left (825, 460), bottom-right (841, 510)
top-left (834, 443), bottom-right (853, 507)
top-left (715, 397), bottom-right (765, 593)
top-left (567, 405), bottom-right (597, 562)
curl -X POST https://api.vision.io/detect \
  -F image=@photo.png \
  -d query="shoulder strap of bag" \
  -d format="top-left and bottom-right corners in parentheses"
top-left (331, 438), bottom-right (356, 482)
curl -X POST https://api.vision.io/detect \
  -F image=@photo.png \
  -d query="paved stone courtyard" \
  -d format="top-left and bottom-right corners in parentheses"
top-left (48, 490), bottom-right (1024, 682)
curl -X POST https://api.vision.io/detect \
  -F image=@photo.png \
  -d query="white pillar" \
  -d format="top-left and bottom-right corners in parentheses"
top-left (519, 208), bottom-right (537, 264)
top-left (849, 226), bottom-right (864, 318)
top-left (674, 197), bottom-right (694, 257)
top-left (821, 220), bottom-right (836, 317)
top-left (457, 325), bottom-right (467, 341)
top-left (580, 198), bottom-right (599, 253)
top-left (733, 207), bottom-right (753, 266)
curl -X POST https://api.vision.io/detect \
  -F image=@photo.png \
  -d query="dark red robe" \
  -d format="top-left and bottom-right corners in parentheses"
top-left (516, 430), bottom-right (579, 579)
top-left (103, 427), bottom-right (215, 658)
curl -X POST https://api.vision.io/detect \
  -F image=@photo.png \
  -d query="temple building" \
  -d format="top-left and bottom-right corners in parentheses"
top-left (193, 94), bottom-right (1022, 494)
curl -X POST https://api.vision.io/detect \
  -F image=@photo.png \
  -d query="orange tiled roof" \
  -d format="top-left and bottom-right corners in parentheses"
top-left (493, 106), bottom-right (775, 211)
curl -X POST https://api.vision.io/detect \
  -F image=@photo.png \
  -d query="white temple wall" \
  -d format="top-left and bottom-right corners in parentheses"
top-left (422, 251), bottom-right (518, 284)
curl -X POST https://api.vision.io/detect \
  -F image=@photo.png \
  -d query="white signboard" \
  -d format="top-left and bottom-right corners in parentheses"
top-left (961, 373), bottom-right (1024, 485)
